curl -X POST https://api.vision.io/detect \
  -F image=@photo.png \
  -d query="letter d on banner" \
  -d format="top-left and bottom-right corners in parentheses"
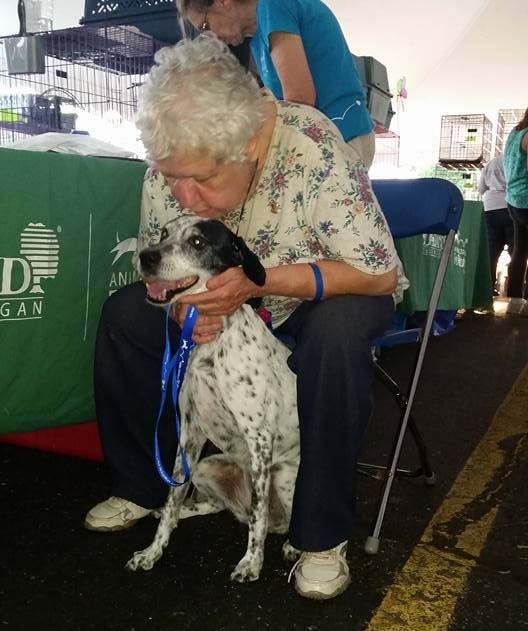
top-left (0, 257), bottom-right (31, 295)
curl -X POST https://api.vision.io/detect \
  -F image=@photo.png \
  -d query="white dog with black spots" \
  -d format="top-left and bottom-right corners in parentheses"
top-left (126, 215), bottom-right (300, 582)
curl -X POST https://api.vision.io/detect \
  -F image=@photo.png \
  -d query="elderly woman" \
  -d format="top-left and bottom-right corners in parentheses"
top-left (176, 0), bottom-right (375, 166)
top-left (85, 35), bottom-right (406, 600)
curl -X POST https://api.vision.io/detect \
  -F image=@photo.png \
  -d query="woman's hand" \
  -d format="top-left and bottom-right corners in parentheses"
top-left (170, 302), bottom-right (224, 345)
top-left (173, 267), bottom-right (259, 343)
top-left (178, 267), bottom-right (259, 317)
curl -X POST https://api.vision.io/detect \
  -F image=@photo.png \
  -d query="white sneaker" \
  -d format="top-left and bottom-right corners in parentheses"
top-left (289, 541), bottom-right (351, 600)
top-left (84, 496), bottom-right (153, 532)
top-left (506, 298), bottom-right (528, 316)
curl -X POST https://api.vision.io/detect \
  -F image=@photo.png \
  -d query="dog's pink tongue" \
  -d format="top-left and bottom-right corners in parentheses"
top-left (145, 281), bottom-right (173, 302)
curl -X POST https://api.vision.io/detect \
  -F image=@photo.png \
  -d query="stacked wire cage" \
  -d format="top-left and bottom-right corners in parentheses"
top-left (372, 131), bottom-right (400, 168)
top-left (435, 113), bottom-right (492, 201)
top-left (24, 0), bottom-right (55, 33)
top-left (438, 114), bottom-right (492, 165)
top-left (495, 108), bottom-right (525, 156)
top-left (81, 0), bottom-right (183, 43)
top-left (83, 0), bottom-right (177, 23)
top-left (434, 165), bottom-right (482, 201)
top-left (0, 25), bottom-right (163, 146)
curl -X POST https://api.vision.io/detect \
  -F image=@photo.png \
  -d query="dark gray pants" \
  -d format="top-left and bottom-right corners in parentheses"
top-left (94, 282), bottom-right (393, 551)
top-left (507, 204), bottom-right (528, 299)
top-left (484, 208), bottom-right (514, 288)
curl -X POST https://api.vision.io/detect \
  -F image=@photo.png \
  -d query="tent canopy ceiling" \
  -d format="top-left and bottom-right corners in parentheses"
top-left (326, 0), bottom-right (494, 92)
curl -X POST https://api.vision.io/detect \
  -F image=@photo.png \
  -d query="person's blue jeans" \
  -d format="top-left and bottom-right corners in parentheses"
top-left (275, 294), bottom-right (393, 551)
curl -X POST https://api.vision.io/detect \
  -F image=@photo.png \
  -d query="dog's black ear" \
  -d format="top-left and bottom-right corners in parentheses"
top-left (232, 235), bottom-right (266, 287)
top-left (196, 220), bottom-right (266, 285)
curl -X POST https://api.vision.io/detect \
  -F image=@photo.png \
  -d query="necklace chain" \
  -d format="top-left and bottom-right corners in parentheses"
top-left (235, 160), bottom-right (259, 237)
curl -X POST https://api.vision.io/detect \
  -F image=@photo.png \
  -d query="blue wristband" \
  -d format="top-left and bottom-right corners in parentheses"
top-left (309, 263), bottom-right (323, 302)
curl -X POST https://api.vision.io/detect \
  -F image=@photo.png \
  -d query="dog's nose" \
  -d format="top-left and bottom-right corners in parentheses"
top-left (139, 249), bottom-right (161, 274)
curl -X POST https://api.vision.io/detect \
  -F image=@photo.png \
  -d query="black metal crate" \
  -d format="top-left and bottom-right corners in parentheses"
top-left (83, 0), bottom-right (177, 22)
top-left (81, 0), bottom-right (183, 44)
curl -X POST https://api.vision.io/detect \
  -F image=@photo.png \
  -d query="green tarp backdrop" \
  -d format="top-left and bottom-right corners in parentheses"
top-left (0, 148), bottom-right (492, 435)
top-left (0, 148), bottom-right (146, 433)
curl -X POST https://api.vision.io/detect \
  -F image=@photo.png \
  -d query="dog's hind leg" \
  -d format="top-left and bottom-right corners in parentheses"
top-left (181, 454), bottom-right (251, 521)
top-left (281, 540), bottom-right (301, 562)
top-left (267, 461), bottom-right (297, 534)
top-left (271, 459), bottom-right (301, 561)
top-left (179, 496), bottom-right (225, 520)
top-left (126, 428), bottom-right (206, 572)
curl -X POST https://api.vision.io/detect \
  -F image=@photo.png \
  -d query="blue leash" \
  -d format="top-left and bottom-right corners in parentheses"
top-left (154, 304), bottom-right (198, 487)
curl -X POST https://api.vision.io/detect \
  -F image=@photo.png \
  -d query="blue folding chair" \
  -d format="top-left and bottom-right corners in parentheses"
top-left (360, 177), bottom-right (464, 554)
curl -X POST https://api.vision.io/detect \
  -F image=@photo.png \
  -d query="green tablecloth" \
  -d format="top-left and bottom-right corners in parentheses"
top-left (0, 156), bottom-right (494, 435)
top-left (0, 148), bottom-right (146, 434)
top-left (396, 201), bottom-right (493, 314)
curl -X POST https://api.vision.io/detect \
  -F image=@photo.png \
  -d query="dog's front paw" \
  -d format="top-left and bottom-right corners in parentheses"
top-left (230, 555), bottom-right (262, 583)
top-left (125, 549), bottom-right (158, 572)
top-left (282, 540), bottom-right (301, 562)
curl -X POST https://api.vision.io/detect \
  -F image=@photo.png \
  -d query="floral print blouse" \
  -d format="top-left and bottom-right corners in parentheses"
top-left (138, 96), bottom-right (408, 327)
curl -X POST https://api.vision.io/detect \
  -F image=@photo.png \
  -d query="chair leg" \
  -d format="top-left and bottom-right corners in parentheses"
top-left (363, 229), bottom-right (457, 555)
top-left (358, 361), bottom-right (435, 481)
top-left (408, 418), bottom-right (436, 484)
top-left (364, 406), bottom-right (410, 555)
top-left (362, 361), bottom-right (436, 555)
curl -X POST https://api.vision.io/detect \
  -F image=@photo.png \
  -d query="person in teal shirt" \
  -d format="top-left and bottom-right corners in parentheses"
top-left (503, 106), bottom-right (528, 316)
top-left (177, 0), bottom-right (375, 166)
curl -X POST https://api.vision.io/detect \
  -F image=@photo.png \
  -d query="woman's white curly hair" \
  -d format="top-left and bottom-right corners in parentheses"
top-left (136, 34), bottom-right (264, 164)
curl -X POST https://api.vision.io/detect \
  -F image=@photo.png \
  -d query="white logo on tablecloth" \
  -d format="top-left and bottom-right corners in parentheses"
top-left (108, 233), bottom-right (139, 295)
top-left (422, 233), bottom-right (468, 269)
top-left (0, 223), bottom-right (61, 322)
top-left (453, 235), bottom-right (469, 269)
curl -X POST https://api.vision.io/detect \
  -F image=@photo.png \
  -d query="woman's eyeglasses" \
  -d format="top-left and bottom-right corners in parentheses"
top-left (200, 12), bottom-right (210, 31)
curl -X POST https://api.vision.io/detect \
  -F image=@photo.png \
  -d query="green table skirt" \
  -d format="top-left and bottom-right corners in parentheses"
top-left (396, 200), bottom-right (493, 314)
top-left (0, 157), bottom-right (493, 435)
top-left (0, 149), bottom-right (146, 434)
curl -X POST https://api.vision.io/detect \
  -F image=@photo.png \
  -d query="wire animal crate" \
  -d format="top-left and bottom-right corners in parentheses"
top-left (0, 25), bottom-right (163, 146)
top-left (434, 164), bottom-right (482, 201)
top-left (81, 0), bottom-right (183, 44)
top-left (24, 0), bottom-right (55, 33)
top-left (495, 108), bottom-right (525, 156)
top-left (83, 0), bottom-right (177, 22)
top-left (373, 131), bottom-right (400, 168)
top-left (438, 114), bottom-right (492, 166)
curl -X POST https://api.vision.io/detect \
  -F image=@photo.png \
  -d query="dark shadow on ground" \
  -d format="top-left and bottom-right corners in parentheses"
top-left (1, 312), bottom-right (527, 631)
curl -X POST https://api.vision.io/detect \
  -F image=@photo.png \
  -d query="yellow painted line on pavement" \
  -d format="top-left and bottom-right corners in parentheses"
top-left (366, 364), bottom-right (528, 631)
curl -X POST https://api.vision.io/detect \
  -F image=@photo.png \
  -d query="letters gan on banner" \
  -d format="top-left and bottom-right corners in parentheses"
top-left (1, 223), bottom-right (59, 321)
top-left (0, 223), bottom-right (140, 323)
top-left (0, 148), bottom-right (145, 431)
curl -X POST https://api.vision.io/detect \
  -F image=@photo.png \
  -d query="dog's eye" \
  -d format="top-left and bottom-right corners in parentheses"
top-left (190, 236), bottom-right (205, 250)
top-left (160, 228), bottom-right (169, 242)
